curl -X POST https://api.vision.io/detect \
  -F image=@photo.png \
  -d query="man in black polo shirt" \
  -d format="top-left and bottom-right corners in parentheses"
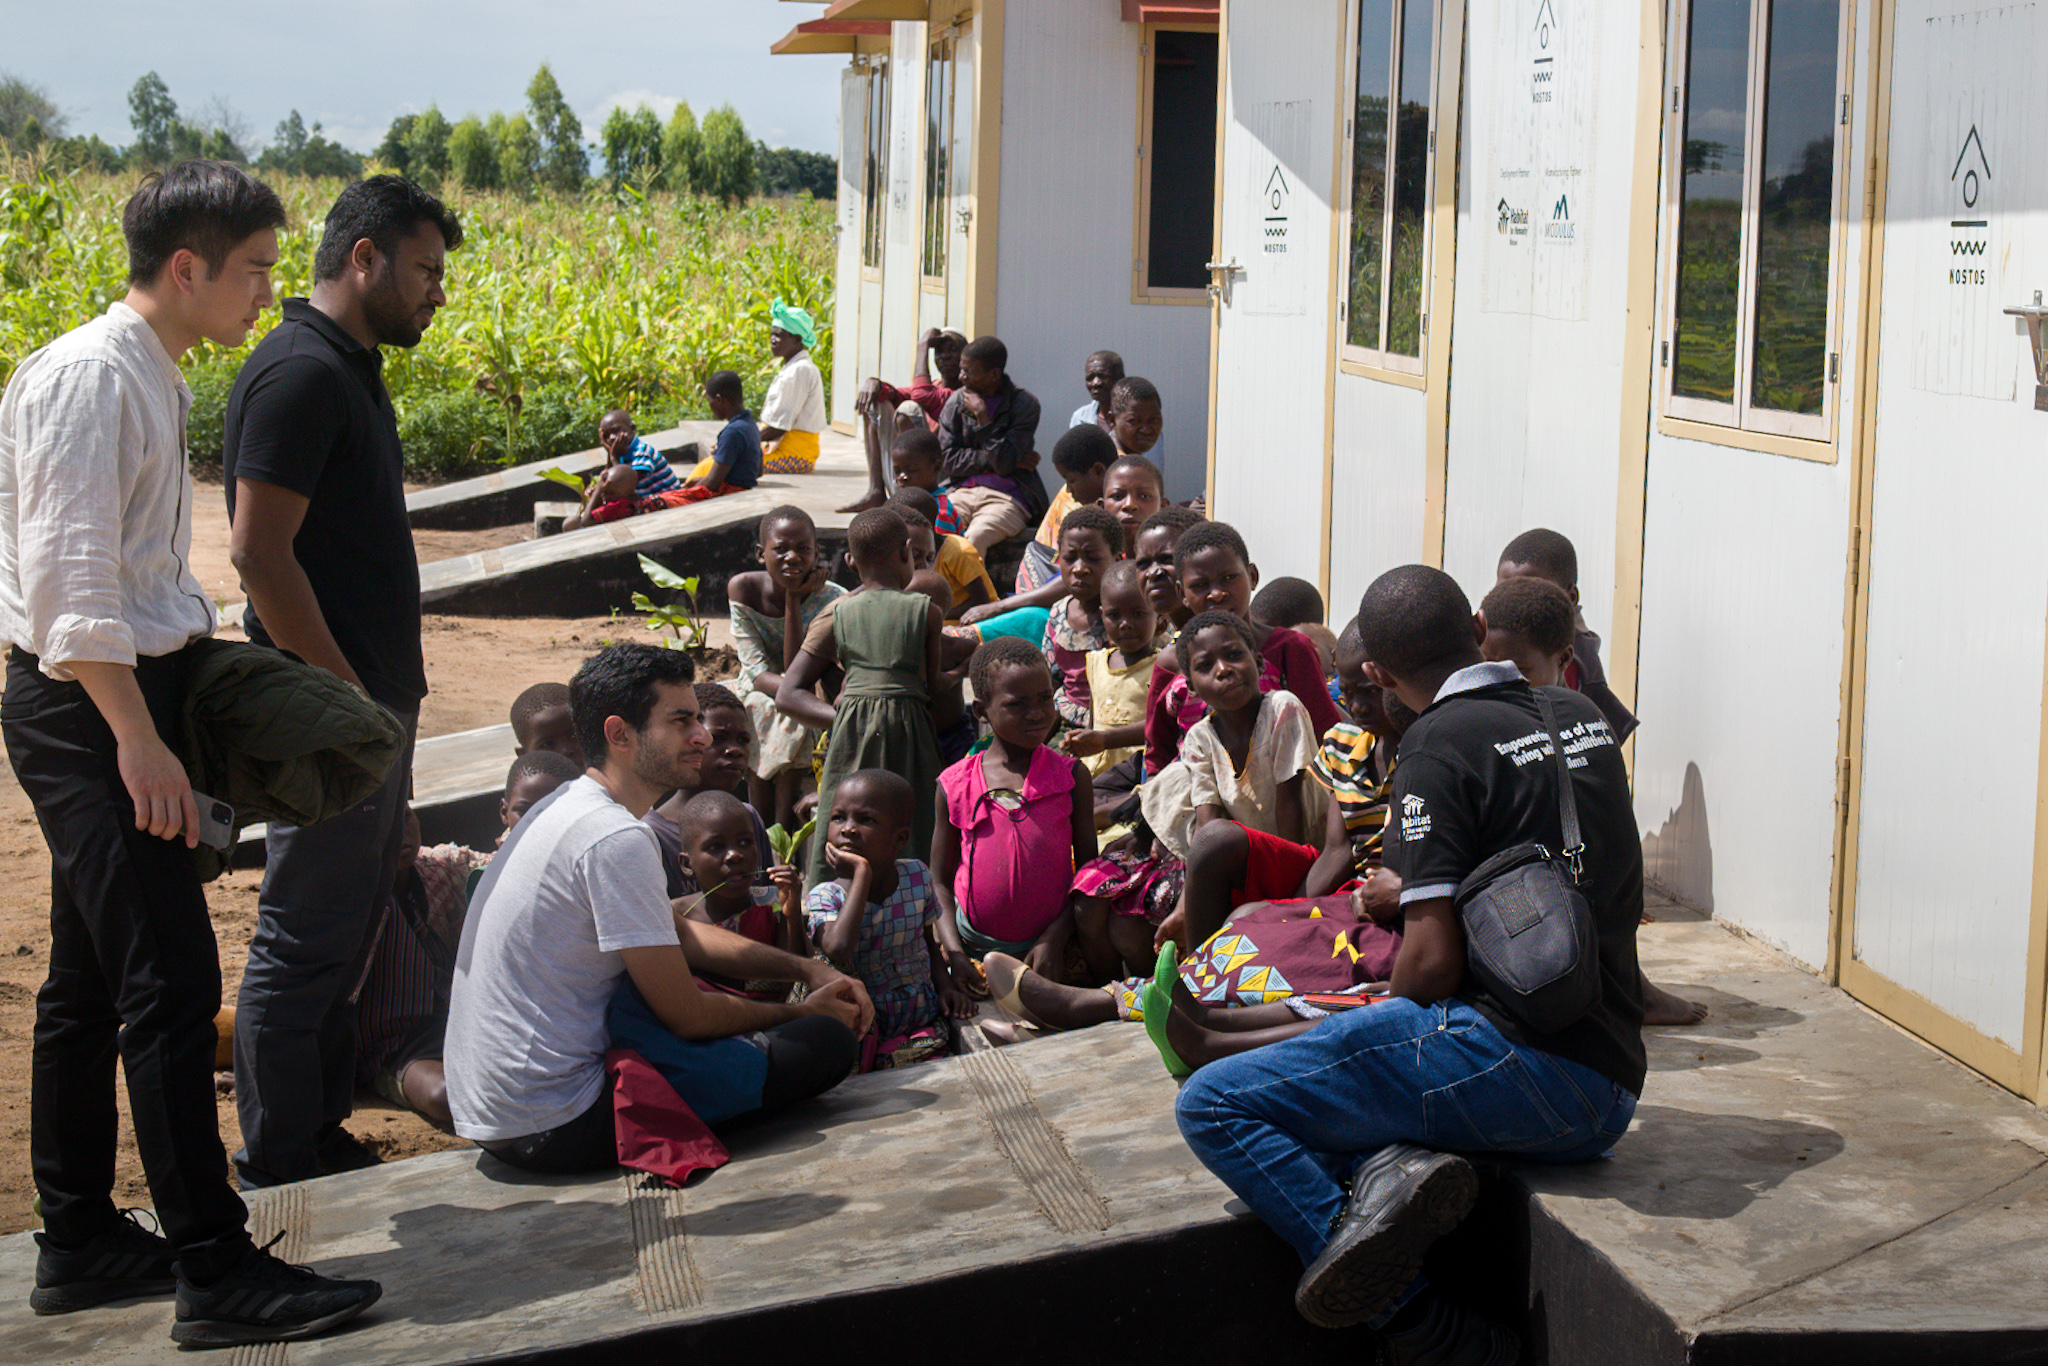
top-left (223, 176), bottom-right (462, 1188)
top-left (1175, 565), bottom-right (1644, 1365)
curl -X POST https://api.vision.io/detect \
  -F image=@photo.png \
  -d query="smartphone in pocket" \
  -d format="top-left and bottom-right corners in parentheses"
top-left (191, 792), bottom-right (236, 852)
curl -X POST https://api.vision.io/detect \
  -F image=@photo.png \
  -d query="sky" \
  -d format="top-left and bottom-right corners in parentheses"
top-left (5, 1), bottom-right (848, 156)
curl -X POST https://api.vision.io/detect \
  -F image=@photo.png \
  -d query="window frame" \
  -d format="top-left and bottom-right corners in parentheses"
top-left (921, 33), bottom-right (958, 291)
top-left (1337, 0), bottom-right (1440, 383)
top-left (1132, 20), bottom-right (1221, 307)
top-left (860, 54), bottom-right (892, 277)
top-left (1656, 0), bottom-right (1854, 448)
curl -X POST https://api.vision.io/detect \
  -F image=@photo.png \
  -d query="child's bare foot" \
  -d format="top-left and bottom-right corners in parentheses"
top-left (984, 953), bottom-right (1118, 1031)
top-left (1641, 977), bottom-right (1708, 1026)
top-left (837, 487), bottom-right (890, 514)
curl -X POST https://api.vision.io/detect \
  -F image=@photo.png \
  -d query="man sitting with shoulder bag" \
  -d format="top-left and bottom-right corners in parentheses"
top-left (1174, 564), bottom-right (1645, 1366)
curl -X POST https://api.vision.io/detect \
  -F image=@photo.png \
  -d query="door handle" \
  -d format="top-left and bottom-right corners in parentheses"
top-left (1205, 257), bottom-right (1244, 303)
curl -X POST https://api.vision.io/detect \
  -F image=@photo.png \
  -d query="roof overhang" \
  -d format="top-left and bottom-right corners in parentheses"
top-left (821, 0), bottom-right (932, 18)
top-left (770, 17), bottom-right (893, 54)
top-left (1122, 0), bottom-right (1220, 20)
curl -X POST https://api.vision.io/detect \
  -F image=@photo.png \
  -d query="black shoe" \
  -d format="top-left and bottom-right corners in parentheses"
top-left (170, 1231), bottom-right (381, 1349)
top-left (30, 1209), bottom-right (178, 1315)
top-left (1294, 1143), bottom-right (1477, 1329)
top-left (1379, 1289), bottom-right (1520, 1365)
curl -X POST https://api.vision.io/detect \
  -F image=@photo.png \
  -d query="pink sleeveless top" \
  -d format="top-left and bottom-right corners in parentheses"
top-left (938, 745), bottom-right (1077, 946)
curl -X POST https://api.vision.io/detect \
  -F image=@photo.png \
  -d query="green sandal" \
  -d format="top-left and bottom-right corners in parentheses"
top-left (1142, 942), bottom-right (1192, 1079)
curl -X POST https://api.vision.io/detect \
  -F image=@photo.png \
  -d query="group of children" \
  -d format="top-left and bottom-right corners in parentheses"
top-left (362, 339), bottom-right (1701, 1136)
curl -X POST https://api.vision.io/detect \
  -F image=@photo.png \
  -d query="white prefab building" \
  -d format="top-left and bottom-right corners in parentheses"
top-left (782, 0), bottom-right (2048, 1104)
top-left (772, 0), bottom-right (1220, 502)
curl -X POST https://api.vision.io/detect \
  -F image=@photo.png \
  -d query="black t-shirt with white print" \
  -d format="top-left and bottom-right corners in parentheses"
top-left (1387, 663), bottom-right (1646, 1095)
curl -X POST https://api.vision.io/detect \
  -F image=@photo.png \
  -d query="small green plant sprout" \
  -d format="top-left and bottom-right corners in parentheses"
top-left (537, 466), bottom-right (586, 494)
top-left (765, 818), bottom-right (814, 866)
top-left (633, 554), bottom-right (708, 650)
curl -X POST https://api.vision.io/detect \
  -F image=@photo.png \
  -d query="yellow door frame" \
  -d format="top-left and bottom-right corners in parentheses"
top-left (1831, 0), bottom-right (2048, 1102)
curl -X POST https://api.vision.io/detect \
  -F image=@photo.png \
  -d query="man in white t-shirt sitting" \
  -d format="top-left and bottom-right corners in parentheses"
top-left (446, 643), bottom-right (872, 1174)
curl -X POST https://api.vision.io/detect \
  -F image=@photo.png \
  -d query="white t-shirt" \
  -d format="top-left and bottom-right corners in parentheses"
top-left (446, 776), bottom-right (679, 1142)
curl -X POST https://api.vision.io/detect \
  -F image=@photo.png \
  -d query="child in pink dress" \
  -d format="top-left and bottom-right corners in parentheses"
top-left (932, 639), bottom-right (1099, 982)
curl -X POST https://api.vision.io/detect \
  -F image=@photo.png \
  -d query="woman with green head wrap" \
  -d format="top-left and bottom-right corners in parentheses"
top-left (757, 299), bottom-right (827, 474)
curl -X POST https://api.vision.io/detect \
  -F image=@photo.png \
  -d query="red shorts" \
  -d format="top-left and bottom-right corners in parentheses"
top-left (1231, 823), bottom-right (1320, 905)
top-left (665, 482), bottom-right (746, 505)
top-left (587, 498), bottom-right (638, 524)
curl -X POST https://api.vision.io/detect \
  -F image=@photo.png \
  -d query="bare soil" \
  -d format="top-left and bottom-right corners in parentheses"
top-left (0, 480), bottom-right (736, 1234)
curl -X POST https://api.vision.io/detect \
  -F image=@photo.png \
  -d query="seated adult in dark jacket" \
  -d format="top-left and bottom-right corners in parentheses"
top-left (1175, 564), bottom-right (1645, 1366)
top-left (933, 335), bottom-right (1047, 553)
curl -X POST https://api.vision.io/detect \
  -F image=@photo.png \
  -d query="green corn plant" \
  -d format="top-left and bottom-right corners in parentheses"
top-left (632, 554), bottom-right (707, 650)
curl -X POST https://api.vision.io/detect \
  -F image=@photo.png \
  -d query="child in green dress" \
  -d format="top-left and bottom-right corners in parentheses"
top-left (776, 508), bottom-right (945, 889)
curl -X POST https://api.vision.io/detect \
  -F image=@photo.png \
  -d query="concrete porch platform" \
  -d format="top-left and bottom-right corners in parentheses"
top-left (5, 912), bottom-right (2048, 1362)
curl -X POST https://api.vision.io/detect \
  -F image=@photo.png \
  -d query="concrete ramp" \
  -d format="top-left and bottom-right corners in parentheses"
top-left (405, 425), bottom-right (714, 531)
top-left (416, 431), bottom-right (875, 617)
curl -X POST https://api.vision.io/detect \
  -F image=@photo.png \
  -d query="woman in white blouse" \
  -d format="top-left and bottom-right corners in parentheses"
top-left (758, 298), bottom-right (827, 474)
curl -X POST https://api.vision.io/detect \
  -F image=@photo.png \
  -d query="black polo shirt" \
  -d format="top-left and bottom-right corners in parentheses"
top-left (223, 299), bottom-right (425, 711)
top-left (1386, 662), bottom-right (1646, 1094)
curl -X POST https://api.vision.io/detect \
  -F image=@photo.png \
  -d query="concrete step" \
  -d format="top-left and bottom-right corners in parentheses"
top-left (405, 425), bottom-right (717, 531)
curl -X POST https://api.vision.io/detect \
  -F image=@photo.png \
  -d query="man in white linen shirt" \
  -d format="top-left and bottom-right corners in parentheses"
top-left (0, 161), bottom-right (381, 1348)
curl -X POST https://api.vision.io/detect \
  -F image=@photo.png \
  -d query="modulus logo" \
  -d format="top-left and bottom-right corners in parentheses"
top-left (1949, 125), bottom-right (1990, 287)
top-left (1263, 164), bottom-right (1292, 255)
top-left (1542, 193), bottom-right (1576, 241)
top-left (1497, 198), bottom-right (1530, 243)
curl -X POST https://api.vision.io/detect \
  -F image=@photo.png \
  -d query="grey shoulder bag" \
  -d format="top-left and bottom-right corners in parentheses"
top-left (1451, 693), bottom-right (1602, 1033)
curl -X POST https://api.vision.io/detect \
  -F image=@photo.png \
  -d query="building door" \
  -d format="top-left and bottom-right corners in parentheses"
top-left (1207, 0), bottom-right (1345, 586)
top-left (947, 20), bottom-right (977, 331)
top-left (1843, 0), bottom-right (2048, 1096)
top-left (833, 65), bottom-right (868, 429)
top-left (857, 55), bottom-right (893, 406)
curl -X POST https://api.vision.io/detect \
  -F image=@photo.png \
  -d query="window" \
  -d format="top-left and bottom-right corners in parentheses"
top-left (923, 37), bottom-right (956, 281)
top-left (1135, 26), bottom-right (1219, 299)
top-left (1343, 0), bottom-right (1434, 372)
top-left (1663, 0), bottom-right (1847, 439)
top-left (862, 57), bottom-right (892, 271)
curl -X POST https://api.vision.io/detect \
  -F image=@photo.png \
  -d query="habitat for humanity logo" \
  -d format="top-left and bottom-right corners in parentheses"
top-left (1400, 792), bottom-right (1431, 841)
top-left (1542, 193), bottom-right (1575, 241)
top-left (1497, 197), bottom-right (1530, 243)
top-left (1949, 125), bottom-right (1989, 287)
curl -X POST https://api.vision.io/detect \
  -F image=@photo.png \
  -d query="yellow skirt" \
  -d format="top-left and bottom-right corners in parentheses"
top-left (761, 429), bottom-right (821, 475)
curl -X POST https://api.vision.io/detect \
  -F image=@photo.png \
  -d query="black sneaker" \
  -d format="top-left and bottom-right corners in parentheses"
top-left (1294, 1143), bottom-right (1477, 1329)
top-left (170, 1231), bottom-right (381, 1349)
top-left (1378, 1288), bottom-right (1520, 1365)
top-left (30, 1209), bottom-right (178, 1314)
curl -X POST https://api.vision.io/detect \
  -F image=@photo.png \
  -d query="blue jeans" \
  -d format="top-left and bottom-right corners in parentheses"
top-left (1175, 998), bottom-right (1637, 1265)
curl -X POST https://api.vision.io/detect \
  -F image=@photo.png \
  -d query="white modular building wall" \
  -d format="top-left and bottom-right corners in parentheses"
top-left (1328, 373), bottom-right (1431, 616)
top-left (993, 0), bottom-right (1214, 504)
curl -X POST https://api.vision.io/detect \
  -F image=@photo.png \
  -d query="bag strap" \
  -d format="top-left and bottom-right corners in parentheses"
top-left (1535, 691), bottom-right (1586, 882)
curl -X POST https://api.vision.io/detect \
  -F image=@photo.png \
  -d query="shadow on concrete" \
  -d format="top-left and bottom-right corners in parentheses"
top-left (1643, 761), bottom-right (1714, 916)
top-left (717, 1081), bottom-right (943, 1162)
top-left (1608, 1104), bottom-right (1846, 1219)
top-left (325, 1196), bottom-right (629, 1327)
top-left (687, 1191), bottom-right (851, 1237)
top-left (1646, 1037), bottom-right (1766, 1072)
top-left (1677, 987), bottom-right (1807, 1041)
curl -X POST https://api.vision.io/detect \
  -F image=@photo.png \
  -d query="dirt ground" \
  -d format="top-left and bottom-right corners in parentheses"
top-left (0, 479), bottom-right (737, 1235)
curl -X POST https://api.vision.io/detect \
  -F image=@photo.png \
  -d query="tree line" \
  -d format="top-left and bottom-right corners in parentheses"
top-left (0, 65), bottom-right (834, 202)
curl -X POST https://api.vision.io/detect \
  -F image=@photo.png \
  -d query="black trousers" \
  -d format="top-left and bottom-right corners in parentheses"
top-left (2, 648), bottom-right (249, 1277)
